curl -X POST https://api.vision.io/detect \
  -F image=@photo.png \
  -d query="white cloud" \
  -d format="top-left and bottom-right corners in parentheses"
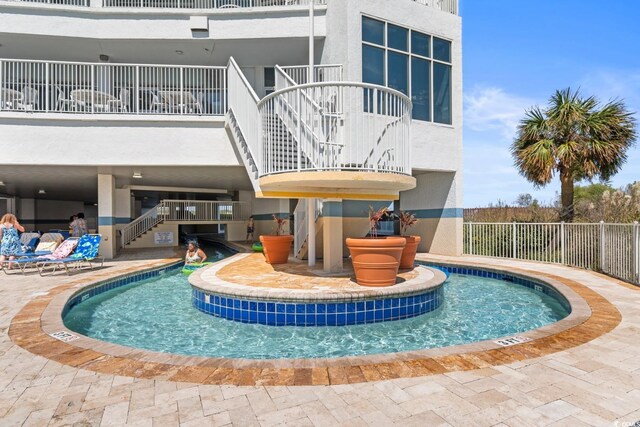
top-left (464, 86), bottom-right (537, 140)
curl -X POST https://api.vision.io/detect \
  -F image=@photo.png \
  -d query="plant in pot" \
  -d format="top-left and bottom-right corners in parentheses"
top-left (395, 211), bottom-right (421, 269)
top-left (346, 206), bottom-right (406, 287)
top-left (259, 215), bottom-right (293, 265)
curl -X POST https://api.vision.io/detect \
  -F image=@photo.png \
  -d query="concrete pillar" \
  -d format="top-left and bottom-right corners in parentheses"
top-left (399, 171), bottom-right (463, 256)
top-left (115, 188), bottom-right (132, 230)
top-left (308, 198), bottom-right (316, 267)
top-left (98, 174), bottom-right (117, 259)
top-left (322, 199), bottom-right (343, 273)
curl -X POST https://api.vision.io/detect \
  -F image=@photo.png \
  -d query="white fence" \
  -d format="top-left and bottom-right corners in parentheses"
top-left (464, 222), bottom-right (640, 286)
top-left (0, 59), bottom-right (227, 115)
top-left (258, 79), bottom-right (412, 176)
top-left (121, 200), bottom-right (249, 247)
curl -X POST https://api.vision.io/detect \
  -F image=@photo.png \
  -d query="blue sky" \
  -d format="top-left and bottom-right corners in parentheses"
top-left (460, 0), bottom-right (640, 207)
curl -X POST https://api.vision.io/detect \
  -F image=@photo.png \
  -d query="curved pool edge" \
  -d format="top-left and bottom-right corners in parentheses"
top-left (8, 255), bottom-right (621, 386)
top-left (188, 254), bottom-right (448, 326)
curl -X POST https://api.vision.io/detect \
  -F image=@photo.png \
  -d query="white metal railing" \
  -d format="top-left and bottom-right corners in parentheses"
top-left (293, 198), bottom-right (322, 257)
top-left (1, 0), bottom-right (326, 8)
top-left (121, 200), bottom-right (249, 247)
top-left (258, 81), bottom-right (412, 176)
top-left (1, 0), bottom-right (88, 6)
top-left (121, 204), bottom-right (163, 248)
top-left (280, 65), bottom-right (343, 85)
top-left (102, 0), bottom-right (325, 8)
top-left (412, 0), bottom-right (458, 15)
top-left (227, 57), bottom-right (261, 167)
top-left (464, 222), bottom-right (640, 286)
top-left (0, 59), bottom-right (227, 115)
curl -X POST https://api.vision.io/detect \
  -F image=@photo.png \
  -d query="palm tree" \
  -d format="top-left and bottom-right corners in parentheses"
top-left (511, 88), bottom-right (637, 222)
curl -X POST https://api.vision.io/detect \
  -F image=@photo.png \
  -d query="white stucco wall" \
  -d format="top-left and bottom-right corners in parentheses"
top-left (0, 116), bottom-right (241, 166)
top-left (0, 5), bottom-right (326, 41)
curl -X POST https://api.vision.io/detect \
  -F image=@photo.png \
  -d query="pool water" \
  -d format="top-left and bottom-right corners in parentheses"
top-left (63, 263), bottom-right (569, 360)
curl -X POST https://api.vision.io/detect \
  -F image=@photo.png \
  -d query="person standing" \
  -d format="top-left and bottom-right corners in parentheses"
top-left (70, 212), bottom-right (88, 237)
top-left (246, 216), bottom-right (255, 243)
top-left (0, 213), bottom-right (25, 269)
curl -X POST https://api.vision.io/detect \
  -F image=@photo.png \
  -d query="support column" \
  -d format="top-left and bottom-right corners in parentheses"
top-left (115, 188), bottom-right (132, 229)
top-left (98, 174), bottom-right (117, 259)
top-left (308, 198), bottom-right (316, 267)
top-left (322, 199), bottom-right (343, 273)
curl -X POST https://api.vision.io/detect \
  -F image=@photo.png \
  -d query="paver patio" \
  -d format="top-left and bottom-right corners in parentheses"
top-left (1, 249), bottom-right (639, 426)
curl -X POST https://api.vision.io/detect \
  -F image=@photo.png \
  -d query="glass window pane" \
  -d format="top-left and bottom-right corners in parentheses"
top-left (362, 45), bottom-right (385, 86)
top-left (411, 31), bottom-right (430, 57)
top-left (411, 57), bottom-right (430, 121)
top-left (388, 52), bottom-right (408, 95)
top-left (433, 62), bottom-right (452, 124)
top-left (264, 67), bottom-right (275, 88)
top-left (433, 37), bottom-right (451, 62)
top-left (362, 16), bottom-right (385, 45)
top-left (387, 24), bottom-right (408, 51)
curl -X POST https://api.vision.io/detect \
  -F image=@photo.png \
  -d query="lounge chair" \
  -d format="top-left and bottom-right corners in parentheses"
top-left (15, 240), bottom-right (59, 259)
top-left (3, 238), bottom-right (78, 275)
top-left (37, 234), bottom-right (104, 276)
top-left (20, 232), bottom-right (41, 246)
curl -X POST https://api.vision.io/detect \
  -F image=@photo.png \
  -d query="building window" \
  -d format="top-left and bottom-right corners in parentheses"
top-left (361, 16), bottom-right (453, 125)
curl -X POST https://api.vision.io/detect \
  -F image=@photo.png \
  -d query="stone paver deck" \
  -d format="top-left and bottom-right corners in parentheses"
top-left (1, 251), bottom-right (639, 426)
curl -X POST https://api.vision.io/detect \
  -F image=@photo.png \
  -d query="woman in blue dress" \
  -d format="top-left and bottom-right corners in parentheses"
top-left (0, 213), bottom-right (25, 269)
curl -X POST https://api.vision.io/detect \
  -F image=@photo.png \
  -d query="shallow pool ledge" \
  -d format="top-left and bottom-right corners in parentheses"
top-left (188, 253), bottom-right (448, 326)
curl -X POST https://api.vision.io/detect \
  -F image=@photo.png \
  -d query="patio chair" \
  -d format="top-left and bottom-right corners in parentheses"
top-left (40, 232), bottom-right (64, 243)
top-left (37, 234), bottom-right (104, 276)
top-left (15, 240), bottom-right (60, 259)
top-left (55, 85), bottom-right (75, 111)
top-left (19, 232), bottom-right (41, 246)
top-left (1, 88), bottom-right (23, 110)
top-left (19, 86), bottom-right (39, 111)
top-left (2, 237), bottom-right (78, 275)
top-left (119, 88), bottom-right (130, 112)
top-left (150, 92), bottom-right (167, 113)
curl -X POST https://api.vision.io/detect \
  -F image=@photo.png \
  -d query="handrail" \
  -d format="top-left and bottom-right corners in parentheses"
top-left (121, 199), bottom-right (249, 247)
top-left (258, 81), bottom-right (411, 108)
top-left (293, 198), bottom-right (322, 257)
top-left (227, 56), bottom-right (261, 170)
top-left (258, 81), bottom-right (412, 176)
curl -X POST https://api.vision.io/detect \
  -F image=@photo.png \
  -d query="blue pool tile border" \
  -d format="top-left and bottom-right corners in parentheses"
top-left (417, 262), bottom-right (572, 314)
top-left (191, 285), bottom-right (445, 327)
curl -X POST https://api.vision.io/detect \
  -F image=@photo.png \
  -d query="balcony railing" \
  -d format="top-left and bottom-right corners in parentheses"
top-left (412, 0), bottom-right (458, 15)
top-left (0, 0), bottom-right (325, 8)
top-left (280, 65), bottom-right (343, 85)
top-left (0, 59), bottom-right (227, 116)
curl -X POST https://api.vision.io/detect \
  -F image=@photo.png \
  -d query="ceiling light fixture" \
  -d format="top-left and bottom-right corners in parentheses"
top-left (0, 181), bottom-right (5, 186)
top-left (175, 50), bottom-right (184, 55)
top-left (132, 172), bottom-right (143, 179)
top-left (38, 189), bottom-right (46, 195)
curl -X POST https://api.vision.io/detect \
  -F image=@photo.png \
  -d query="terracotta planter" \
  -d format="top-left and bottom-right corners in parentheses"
top-left (389, 235), bottom-right (422, 269)
top-left (346, 237), bottom-right (406, 287)
top-left (260, 235), bottom-right (293, 264)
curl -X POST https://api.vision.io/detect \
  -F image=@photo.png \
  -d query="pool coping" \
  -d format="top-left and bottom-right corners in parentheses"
top-left (8, 254), bottom-right (622, 386)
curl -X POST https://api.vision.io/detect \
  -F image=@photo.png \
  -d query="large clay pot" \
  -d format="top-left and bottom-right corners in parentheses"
top-left (346, 237), bottom-right (406, 287)
top-left (260, 235), bottom-right (293, 264)
top-left (391, 235), bottom-right (422, 269)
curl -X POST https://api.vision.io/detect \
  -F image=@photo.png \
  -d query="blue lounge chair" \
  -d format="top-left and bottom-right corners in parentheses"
top-left (2, 238), bottom-right (79, 275)
top-left (37, 234), bottom-right (104, 276)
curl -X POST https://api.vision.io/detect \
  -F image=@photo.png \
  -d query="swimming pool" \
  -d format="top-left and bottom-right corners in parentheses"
top-left (63, 259), bottom-right (570, 360)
